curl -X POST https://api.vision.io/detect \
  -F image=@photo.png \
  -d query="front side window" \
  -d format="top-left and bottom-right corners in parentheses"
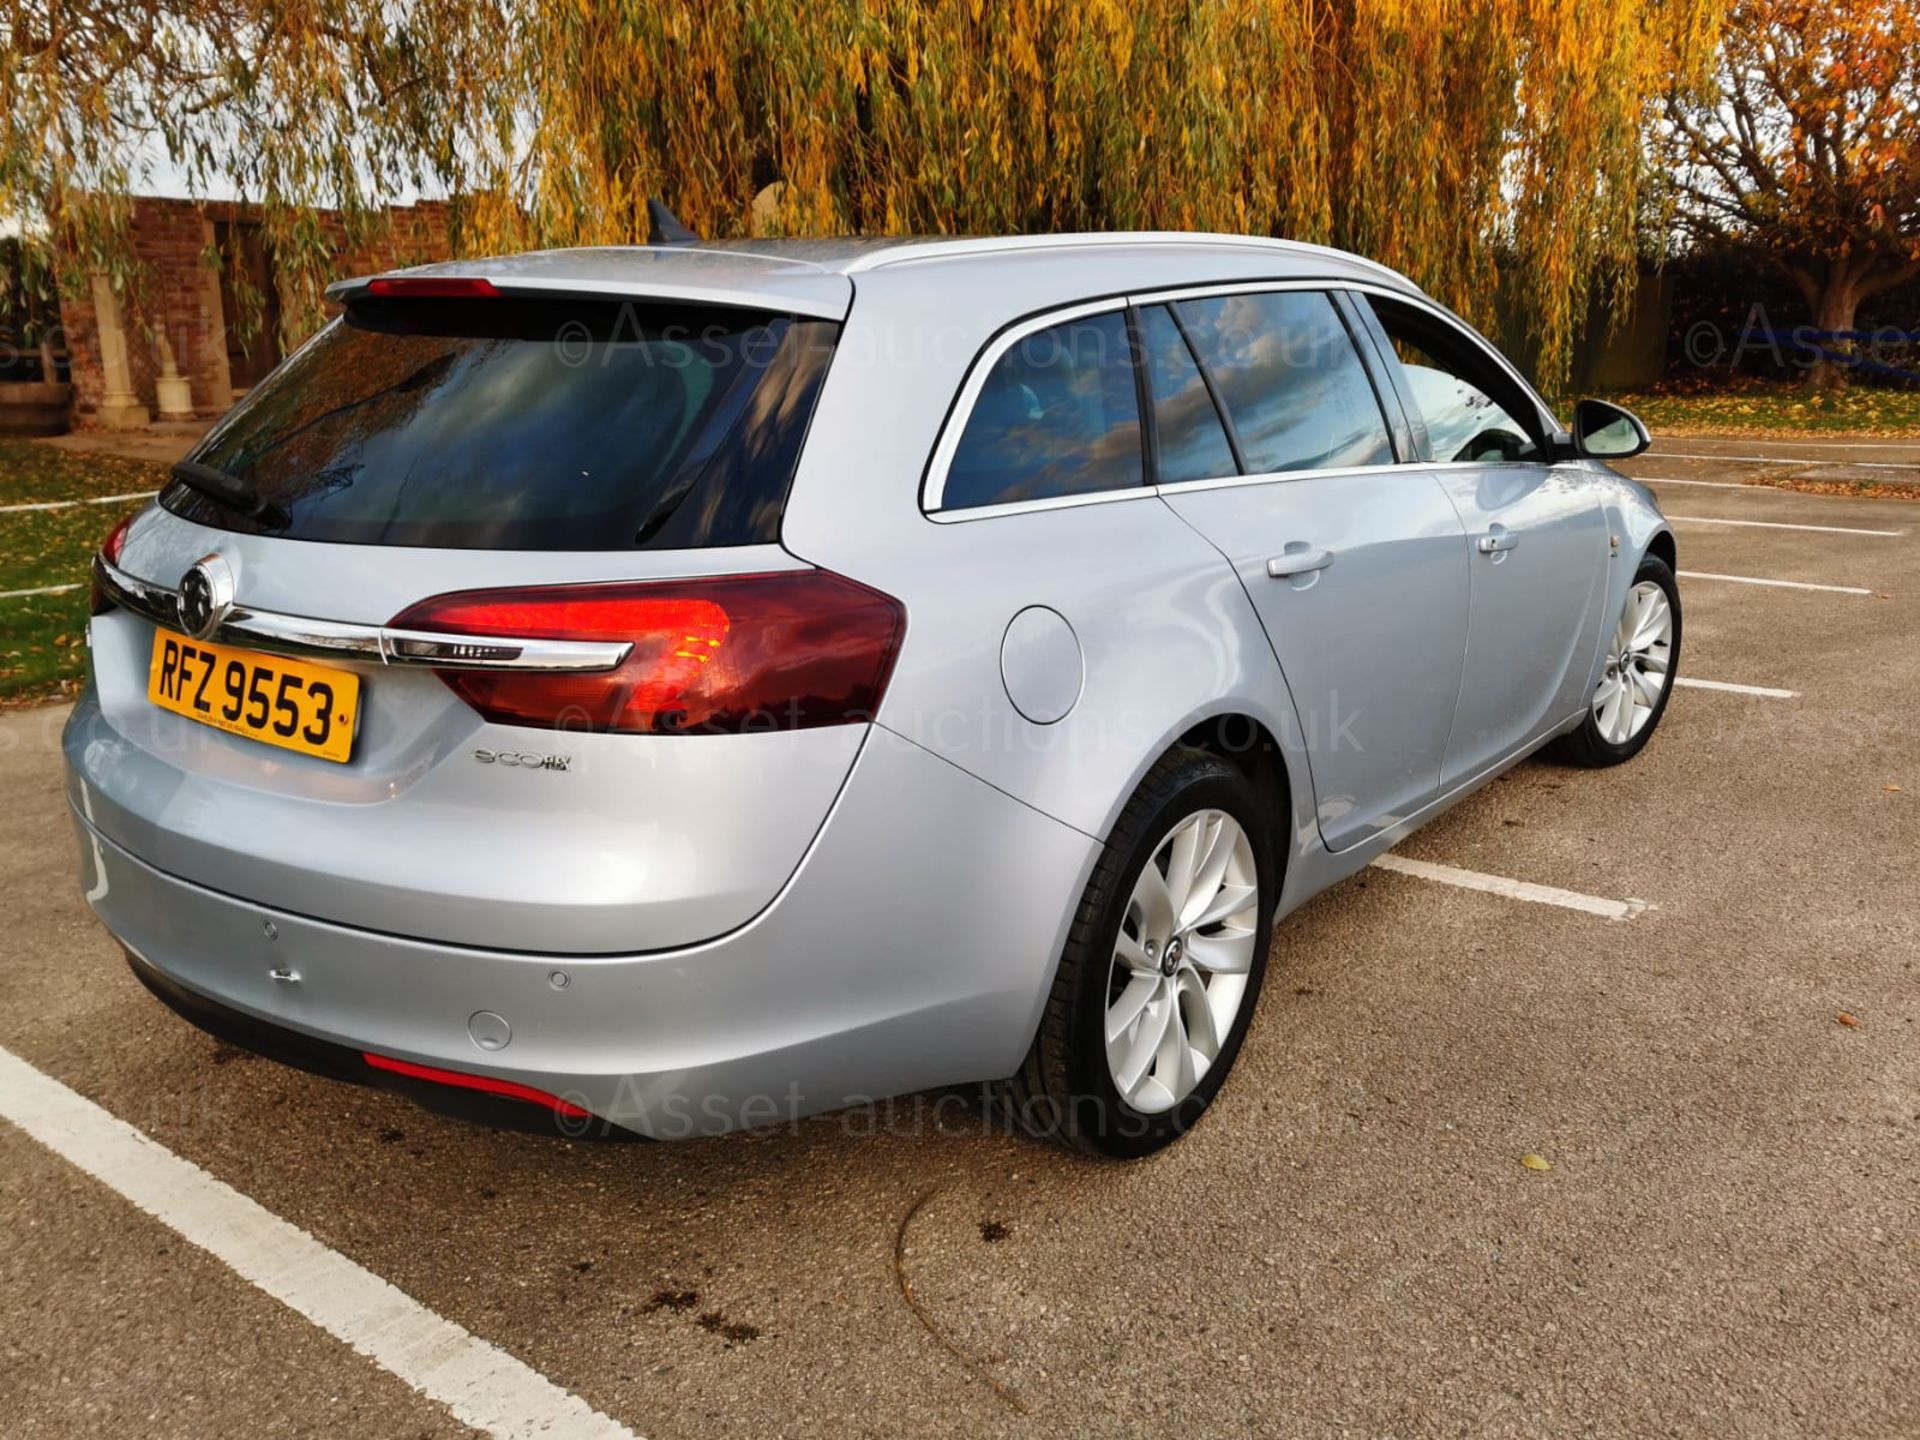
top-left (940, 310), bottom-right (1143, 510)
top-left (1362, 295), bottom-right (1545, 464)
top-left (1174, 290), bottom-right (1393, 475)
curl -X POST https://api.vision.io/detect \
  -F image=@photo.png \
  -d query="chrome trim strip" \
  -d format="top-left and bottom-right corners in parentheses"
top-left (925, 486), bottom-right (1163, 525)
top-left (1151, 464), bottom-right (1441, 496)
top-left (93, 555), bottom-right (631, 673)
top-left (1125, 277), bottom-right (1341, 307)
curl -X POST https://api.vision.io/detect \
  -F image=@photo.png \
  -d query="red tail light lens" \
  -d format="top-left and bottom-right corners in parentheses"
top-left (391, 570), bottom-right (905, 734)
top-left (91, 513), bottom-right (135, 615)
top-left (102, 513), bottom-right (133, 564)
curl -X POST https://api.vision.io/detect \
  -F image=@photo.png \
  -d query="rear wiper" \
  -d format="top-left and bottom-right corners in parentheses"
top-left (171, 460), bottom-right (289, 528)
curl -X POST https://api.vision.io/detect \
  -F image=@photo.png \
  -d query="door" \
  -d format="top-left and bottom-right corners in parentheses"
top-left (1353, 294), bottom-right (1608, 786)
top-left (1145, 291), bottom-right (1471, 851)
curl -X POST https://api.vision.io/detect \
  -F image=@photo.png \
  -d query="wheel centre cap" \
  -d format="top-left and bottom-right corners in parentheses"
top-left (1161, 936), bottom-right (1184, 976)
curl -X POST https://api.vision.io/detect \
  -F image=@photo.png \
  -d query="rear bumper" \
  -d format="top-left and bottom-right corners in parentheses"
top-left (121, 948), bottom-right (644, 1138)
top-left (68, 724), bottom-right (1098, 1139)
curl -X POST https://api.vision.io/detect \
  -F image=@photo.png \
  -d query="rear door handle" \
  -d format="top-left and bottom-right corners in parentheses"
top-left (1477, 531), bottom-right (1519, 554)
top-left (1266, 547), bottom-right (1336, 578)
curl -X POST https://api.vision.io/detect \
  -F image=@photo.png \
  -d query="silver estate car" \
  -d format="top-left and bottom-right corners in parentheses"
top-left (67, 232), bottom-right (1677, 1157)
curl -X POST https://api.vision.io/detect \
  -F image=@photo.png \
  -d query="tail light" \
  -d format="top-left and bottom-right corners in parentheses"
top-left (391, 570), bottom-right (905, 734)
top-left (91, 514), bottom-right (135, 616)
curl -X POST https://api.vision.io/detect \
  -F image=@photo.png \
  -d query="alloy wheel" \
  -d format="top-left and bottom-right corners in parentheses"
top-left (1104, 809), bottom-right (1260, 1114)
top-left (1592, 579), bottom-right (1673, 745)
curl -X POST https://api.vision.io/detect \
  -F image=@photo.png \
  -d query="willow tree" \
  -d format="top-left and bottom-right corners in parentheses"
top-left (0, 0), bottom-right (507, 327)
top-left (3, 0), bottom-right (1721, 392)
top-left (459, 0), bottom-right (1722, 390)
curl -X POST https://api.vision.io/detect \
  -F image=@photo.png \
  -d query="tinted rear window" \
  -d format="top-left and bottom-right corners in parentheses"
top-left (164, 298), bottom-right (838, 549)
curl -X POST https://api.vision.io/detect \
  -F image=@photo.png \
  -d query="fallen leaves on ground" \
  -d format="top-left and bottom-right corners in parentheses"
top-left (1837, 1012), bottom-right (1860, 1027)
top-left (1608, 382), bottom-right (1920, 437)
top-left (1520, 1153), bottom-right (1554, 1172)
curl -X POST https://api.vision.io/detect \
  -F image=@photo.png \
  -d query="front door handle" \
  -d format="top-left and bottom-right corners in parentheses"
top-left (1477, 530), bottom-right (1519, 554)
top-left (1267, 546), bottom-right (1336, 578)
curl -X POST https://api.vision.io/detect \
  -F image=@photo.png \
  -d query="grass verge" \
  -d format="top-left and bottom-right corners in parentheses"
top-left (0, 440), bottom-right (167, 706)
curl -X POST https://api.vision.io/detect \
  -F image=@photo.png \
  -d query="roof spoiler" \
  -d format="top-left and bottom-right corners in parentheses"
top-left (646, 197), bottom-right (700, 247)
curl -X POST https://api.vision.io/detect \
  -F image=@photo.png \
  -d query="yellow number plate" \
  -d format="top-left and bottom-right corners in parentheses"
top-left (147, 631), bottom-right (361, 764)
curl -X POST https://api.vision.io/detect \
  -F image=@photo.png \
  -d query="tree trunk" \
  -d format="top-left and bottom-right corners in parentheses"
top-left (1805, 273), bottom-right (1861, 390)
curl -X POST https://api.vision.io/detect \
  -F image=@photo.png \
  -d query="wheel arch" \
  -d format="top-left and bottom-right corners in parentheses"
top-left (1645, 526), bottom-right (1677, 571)
top-left (1090, 709), bottom-right (1306, 905)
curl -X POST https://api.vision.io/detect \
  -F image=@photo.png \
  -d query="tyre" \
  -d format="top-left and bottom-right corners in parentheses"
top-left (1002, 747), bottom-right (1275, 1158)
top-left (1550, 553), bottom-right (1682, 768)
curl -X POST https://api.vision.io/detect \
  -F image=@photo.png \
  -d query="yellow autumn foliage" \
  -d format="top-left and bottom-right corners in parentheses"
top-left (450, 0), bottom-right (1722, 388)
top-left (4, 0), bottom-right (1724, 390)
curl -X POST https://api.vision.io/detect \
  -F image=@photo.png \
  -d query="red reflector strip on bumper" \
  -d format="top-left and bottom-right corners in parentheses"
top-left (361, 1052), bottom-right (593, 1119)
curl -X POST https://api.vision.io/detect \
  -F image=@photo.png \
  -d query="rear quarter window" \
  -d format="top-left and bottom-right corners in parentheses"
top-left (938, 309), bottom-right (1143, 511)
top-left (164, 298), bottom-right (838, 550)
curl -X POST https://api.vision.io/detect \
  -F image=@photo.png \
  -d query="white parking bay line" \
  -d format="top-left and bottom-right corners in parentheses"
top-left (1369, 853), bottom-right (1650, 921)
top-left (1667, 514), bottom-right (1904, 537)
top-left (1677, 570), bottom-right (1872, 595)
top-left (1632, 474), bottom-right (1754, 489)
top-left (1652, 450), bottom-right (1920, 471)
top-left (0, 582), bottom-right (82, 599)
top-left (1674, 676), bottom-right (1799, 699)
top-left (0, 1045), bottom-right (638, 1440)
top-left (0, 490), bottom-right (155, 514)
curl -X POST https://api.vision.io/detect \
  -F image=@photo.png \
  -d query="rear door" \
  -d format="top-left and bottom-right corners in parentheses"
top-left (1352, 293), bottom-right (1608, 785)
top-left (1146, 288), bottom-right (1471, 851)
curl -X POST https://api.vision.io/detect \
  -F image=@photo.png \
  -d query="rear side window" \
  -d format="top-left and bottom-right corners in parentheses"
top-left (1174, 291), bottom-right (1393, 474)
top-left (1137, 304), bottom-right (1238, 483)
top-left (940, 310), bottom-right (1143, 510)
top-left (164, 299), bottom-right (838, 550)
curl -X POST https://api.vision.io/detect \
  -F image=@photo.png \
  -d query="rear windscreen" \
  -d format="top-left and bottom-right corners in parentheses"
top-left (163, 298), bottom-right (838, 550)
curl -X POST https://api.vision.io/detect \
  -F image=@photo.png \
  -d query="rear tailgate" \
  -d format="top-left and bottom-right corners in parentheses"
top-left (67, 288), bottom-right (884, 955)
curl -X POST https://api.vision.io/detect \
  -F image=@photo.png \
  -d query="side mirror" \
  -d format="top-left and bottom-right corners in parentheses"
top-left (1572, 398), bottom-right (1651, 459)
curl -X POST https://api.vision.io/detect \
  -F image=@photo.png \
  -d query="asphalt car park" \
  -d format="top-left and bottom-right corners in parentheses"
top-left (2, 433), bottom-right (1916, 1438)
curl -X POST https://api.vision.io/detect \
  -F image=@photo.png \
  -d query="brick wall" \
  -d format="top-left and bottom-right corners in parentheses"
top-left (60, 196), bottom-right (453, 424)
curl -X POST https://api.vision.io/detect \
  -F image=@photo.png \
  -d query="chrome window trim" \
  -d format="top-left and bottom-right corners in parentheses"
top-left (921, 297), bottom-right (1136, 515)
top-left (925, 485), bottom-right (1164, 525)
top-left (921, 277), bottom-right (1566, 522)
top-left (93, 555), bottom-right (632, 673)
top-left (1127, 277), bottom-right (1335, 308)
top-left (1150, 463), bottom-right (1439, 497)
